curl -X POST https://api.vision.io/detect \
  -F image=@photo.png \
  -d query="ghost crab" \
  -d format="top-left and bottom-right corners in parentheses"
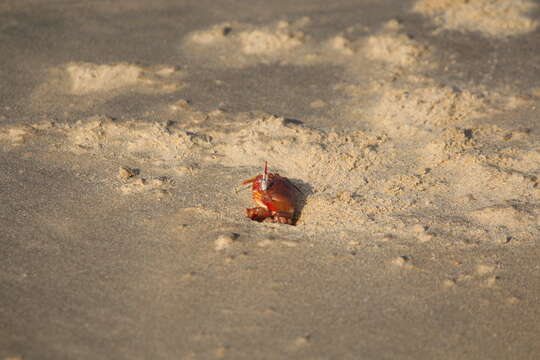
top-left (241, 162), bottom-right (302, 225)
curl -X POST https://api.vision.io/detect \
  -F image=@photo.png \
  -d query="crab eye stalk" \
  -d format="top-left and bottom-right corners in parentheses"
top-left (261, 161), bottom-right (269, 191)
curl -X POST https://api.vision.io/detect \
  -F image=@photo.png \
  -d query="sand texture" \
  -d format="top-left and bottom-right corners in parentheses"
top-left (414, 0), bottom-right (539, 36)
top-left (1, 0), bottom-right (540, 359)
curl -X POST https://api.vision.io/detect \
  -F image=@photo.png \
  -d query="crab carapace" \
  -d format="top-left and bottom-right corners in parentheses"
top-left (241, 162), bottom-right (301, 225)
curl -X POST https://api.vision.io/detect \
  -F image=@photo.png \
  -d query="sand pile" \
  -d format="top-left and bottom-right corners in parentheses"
top-left (414, 0), bottom-right (539, 36)
top-left (184, 19), bottom-right (311, 66)
top-left (183, 17), bottom-right (434, 71)
top-left (2, 99), bottom-right (537, 240)
top-left (0, 111), bottom-right (383, 191)
top-left (65, 62), bottom-right (183, 94)
top-left (29, 62), bottom-right (185, 112)
top-left (363, 20), bottom-right (429, 67)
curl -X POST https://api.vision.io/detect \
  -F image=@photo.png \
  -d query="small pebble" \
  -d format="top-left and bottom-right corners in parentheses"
top-left (484, 276), bottom-right (499, 287)
top-left (181, 272), bottom-right (197, 281)
top-left (31, 120), bottom-right (55, 130)
top-left (257, 239), bottom-right (274, 248)
top-left (412, 224), bottom-right (428, 233)
top-left (169, 98), bottom-right (191, 111)
top-left (215, 233), bottom-right (238, 251)
top-left (391, 256), bottom-right (410, 267)
top-left (506, 296), bottom-right (520, 304)
top-left (476, 264), bottom-right (495, 275)
top-left (118, 166), bottom-right (137, 180)
top-left (281, 240), bottom-right (299, 248)
top-left (215, 345), bottom-right (230, 358)
top-left (442, 279), bottom-right (456, 288)
top-left (417, 232), bottom-right (432, 242)
top-left (457, 274), bottom-right (473, 282)
top-left (293, 335), bottom-right (311, 347)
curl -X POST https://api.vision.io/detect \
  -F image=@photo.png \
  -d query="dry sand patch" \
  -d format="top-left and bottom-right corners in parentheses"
top-left (65, 62), bottom-right (184, 95)
top-left (414, 0), bottom-right (539, 37)
top-left (184, 19), bottom-right (311, 67)
top-left (30, 62), bottom-right (185, 112)
top-left (2, 101), bottom-right (538, 242)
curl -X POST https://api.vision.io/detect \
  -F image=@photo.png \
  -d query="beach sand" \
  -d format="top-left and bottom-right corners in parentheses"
top-left (1, 0), bottom-right (539, 359)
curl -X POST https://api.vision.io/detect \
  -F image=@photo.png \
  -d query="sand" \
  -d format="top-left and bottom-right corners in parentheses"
top-left (1, 0), bottom-right (539, 359)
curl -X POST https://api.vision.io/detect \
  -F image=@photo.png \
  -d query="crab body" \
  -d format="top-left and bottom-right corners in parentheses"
top-left (242, 162), bottom-right (300, 225)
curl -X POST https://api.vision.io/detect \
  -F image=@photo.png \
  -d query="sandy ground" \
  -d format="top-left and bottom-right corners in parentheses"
top-left (1, 0), bottom-right (540, 359)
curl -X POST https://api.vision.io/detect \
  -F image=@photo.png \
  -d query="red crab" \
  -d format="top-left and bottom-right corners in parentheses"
top-left (241, 162), bottom-right (302, 225)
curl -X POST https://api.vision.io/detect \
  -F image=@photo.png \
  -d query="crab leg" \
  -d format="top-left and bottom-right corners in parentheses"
top-left (246, 207), bottom-right (272, 221)
top-left (241, 176), bottom-right (258, 185)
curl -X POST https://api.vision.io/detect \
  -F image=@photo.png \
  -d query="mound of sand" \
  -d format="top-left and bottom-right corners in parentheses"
top-left (184, 17), bottom-right (434, 71)
top-left (239, 24), bottom-right (305, 55)
top-left (364, 20), bottom-right (429, 67)
top-left (29, 62), bottom-right (185, 112)
top-left (65, 62), bottom-right (183, 94)
top-left (414, 0), bottom-right (538, 37)
top-left (369, 85), bottom-right (487, 134)
top-left (5, 79), bottom-right (538, 234)
top-left (470, 203), bottom-right (540, 232)
top-left (184, 19), bottom-right (310, 66)
top-left (4, 112), bottom-right (384, 192)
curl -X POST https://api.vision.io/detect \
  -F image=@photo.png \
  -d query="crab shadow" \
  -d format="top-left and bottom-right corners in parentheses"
top-left (288, 178), bottom-right (312, 225)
